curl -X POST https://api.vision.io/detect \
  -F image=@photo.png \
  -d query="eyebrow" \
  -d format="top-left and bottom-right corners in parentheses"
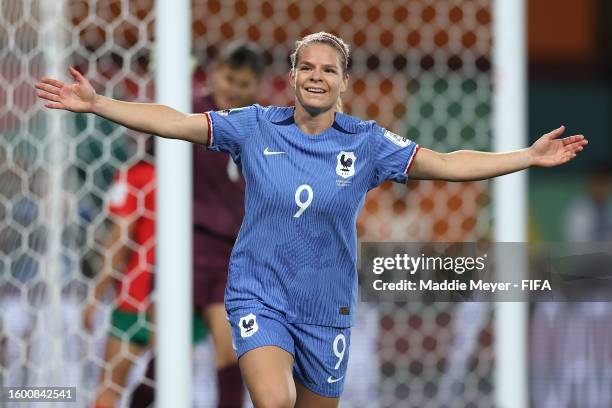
top-left (299, 61), bottom-right (339, 69)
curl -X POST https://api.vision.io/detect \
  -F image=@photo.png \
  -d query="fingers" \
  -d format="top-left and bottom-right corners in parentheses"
top-left (69, 67), bottom-right (79, 82)
top-left (545, 125), bottom-right (565, 140)
top-left (37, 91), bottom-right (61, 103)
top-left (39, 77), bottom-right (65, 88)
top-left (565, 144), bottom-right (586, 154)
top-left (45, 102), bottom-right (66, 109)
top-left (561, 134), bottom-right (587, 146)
top-left (69, 66), bottom-right (86, 83)
top-left (563, 136), bottom-right (588, 153)
top-left (35, 82), bottom-right (61, 95)
top-left (36, 89), bottom-right (68, 110)
top-left (559, 152), bottom-right (576, 164)
top-left (559, 138), bottom-right (587, 164)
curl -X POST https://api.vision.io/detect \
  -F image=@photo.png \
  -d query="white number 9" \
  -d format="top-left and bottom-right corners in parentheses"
top-left (333, 333), bottom-right (346, 370)
top-left (294, 184), bottom-right (313, 218)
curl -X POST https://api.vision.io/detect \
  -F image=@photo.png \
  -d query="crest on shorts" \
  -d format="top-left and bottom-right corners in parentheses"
top-left (336, 151), bottom-right (356, 179)
top-left (239, 313), bottom-right (258, 338)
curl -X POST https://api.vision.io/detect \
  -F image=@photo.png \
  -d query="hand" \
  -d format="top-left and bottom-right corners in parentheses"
top-left (83, 302), bottom-right (97, 332)
top-left (529, 126), bottom-right (588, 167)
top-left (35, 67), bottom-right (97, 113)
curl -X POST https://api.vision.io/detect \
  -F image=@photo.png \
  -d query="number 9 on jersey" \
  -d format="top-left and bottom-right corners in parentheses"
top-left (294, 184), bottom-right (313, 218)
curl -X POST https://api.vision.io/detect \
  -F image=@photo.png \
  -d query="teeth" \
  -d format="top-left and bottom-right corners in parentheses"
top-left (306, 88), bottom-right (325, 93)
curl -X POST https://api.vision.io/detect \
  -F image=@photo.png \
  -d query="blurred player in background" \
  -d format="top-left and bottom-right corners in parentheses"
top-left (84, 136), bottom-right (209, 408)
top-left (191, 41), bottom-right (263, 408)
top-left (36, 31), bottom-right (587, 407)
top-left (128, 41), bottom-right (264, 408)
top-left (82, 136), bottom-right (157, 408)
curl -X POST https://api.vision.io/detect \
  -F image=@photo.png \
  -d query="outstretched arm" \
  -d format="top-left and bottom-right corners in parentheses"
top-left (35, 67), bottom-right (208, 144)
top-left (410, 126), bottom-right (588, 181)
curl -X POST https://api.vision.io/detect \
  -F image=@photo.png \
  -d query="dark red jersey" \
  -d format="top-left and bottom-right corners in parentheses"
top-left (192, 94), bottom-right (245, 238)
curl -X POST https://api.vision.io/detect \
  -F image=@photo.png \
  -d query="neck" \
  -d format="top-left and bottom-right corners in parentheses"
top-left (294, 102), bottom-right (335, 135)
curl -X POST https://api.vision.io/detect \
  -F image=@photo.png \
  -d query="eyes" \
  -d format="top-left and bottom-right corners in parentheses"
top-left (299, 65), bottom-right (338, 74)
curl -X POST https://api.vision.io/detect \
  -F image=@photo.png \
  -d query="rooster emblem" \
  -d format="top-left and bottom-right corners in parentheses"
top-left (242, 318), bottom-right (255, 331)
top-left (238, 313), bottom-right (258, 338)
top-left (336, 151), bottom-right (356, 178)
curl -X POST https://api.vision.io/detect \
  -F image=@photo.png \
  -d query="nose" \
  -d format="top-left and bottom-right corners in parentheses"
top-left (310, 67), bottom-right (323, 81)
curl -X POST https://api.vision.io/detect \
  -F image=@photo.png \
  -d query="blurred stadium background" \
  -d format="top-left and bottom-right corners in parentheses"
top-left (0, 0), bottom-right (611, 407)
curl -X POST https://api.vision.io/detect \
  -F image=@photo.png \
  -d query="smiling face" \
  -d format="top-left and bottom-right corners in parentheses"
top-left (290, 43), bottom-right (348, 116)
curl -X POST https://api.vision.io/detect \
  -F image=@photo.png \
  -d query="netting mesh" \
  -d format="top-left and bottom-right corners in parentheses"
top-left (1, 0), bottom-right (494, 407)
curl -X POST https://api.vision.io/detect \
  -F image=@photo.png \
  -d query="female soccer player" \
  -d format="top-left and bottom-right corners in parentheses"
top-left (36, 32), bottom-right (587, 408)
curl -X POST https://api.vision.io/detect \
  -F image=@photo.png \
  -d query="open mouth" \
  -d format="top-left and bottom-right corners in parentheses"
top-left (305, 87), bottom-right (326, 95)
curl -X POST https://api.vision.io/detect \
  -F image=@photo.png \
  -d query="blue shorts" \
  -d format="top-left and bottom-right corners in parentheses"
top-left (227, 305), bottom-right (351, 398)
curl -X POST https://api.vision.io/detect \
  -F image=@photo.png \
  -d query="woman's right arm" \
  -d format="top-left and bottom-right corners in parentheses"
top-left (35, 67), bottom-right (208, 145)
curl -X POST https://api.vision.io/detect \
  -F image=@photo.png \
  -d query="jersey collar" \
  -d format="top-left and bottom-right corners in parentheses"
top-left (270, 106), bottom-right (358, 135)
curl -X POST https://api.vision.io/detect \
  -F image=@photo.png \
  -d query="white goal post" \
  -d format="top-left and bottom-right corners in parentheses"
top-left (492, 1), bottom-right (528, 407)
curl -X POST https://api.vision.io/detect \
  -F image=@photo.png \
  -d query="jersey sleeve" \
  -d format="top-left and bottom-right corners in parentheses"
top-left (107, 169), bottom-right (138, 217)
top-left (204, 104), bottom-right (258, 160)
top-left (369, 123), bottom-right (420, 189)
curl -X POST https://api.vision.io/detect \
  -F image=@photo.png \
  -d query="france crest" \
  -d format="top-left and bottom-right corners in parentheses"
top-left (336, 151), bottom-right (356, 179)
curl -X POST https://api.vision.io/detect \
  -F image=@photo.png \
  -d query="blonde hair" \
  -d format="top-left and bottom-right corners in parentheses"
top-left (335, 98), bottom-right (343, 113)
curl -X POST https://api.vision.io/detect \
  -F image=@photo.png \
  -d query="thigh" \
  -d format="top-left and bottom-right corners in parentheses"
top-left (240, 346), bottom-right (296, 408)
top-left (295, 380), bottom-right (339, 408)
top-left (291, 324), bottom-right (351, 400)
top-left (227, 307), bottom-right (296, 407)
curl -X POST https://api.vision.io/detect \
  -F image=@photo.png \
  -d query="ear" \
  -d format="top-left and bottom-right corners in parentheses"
top-left (340, 73), bottom-right (349, 93)
top-left (288, 69), bottom-right (296, 90)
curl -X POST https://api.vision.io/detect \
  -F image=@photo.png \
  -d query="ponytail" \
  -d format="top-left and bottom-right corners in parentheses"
top-left (335, 98), bottom-right (343, 113)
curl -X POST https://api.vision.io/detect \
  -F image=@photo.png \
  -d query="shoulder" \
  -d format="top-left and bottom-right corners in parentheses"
top-left (344, 116), bottom-right (414, 149)
top-left (213, 104), bottom-right (258, 117)
top-left (257, 104), bottom-right (294, 123)
top-left (334, 112), bottom-right (380, 136)
top-left (209, 104), bottom-right (271, 125)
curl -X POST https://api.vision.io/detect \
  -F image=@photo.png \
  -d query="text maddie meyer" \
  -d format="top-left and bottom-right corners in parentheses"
top-left (373, 279), bottom-right (551, 292)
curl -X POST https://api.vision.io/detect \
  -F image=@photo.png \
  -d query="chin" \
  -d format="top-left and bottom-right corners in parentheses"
top-left (305, 103), bottom-right (333, 116)
top-left (299, 95), bottom-right (334, 115)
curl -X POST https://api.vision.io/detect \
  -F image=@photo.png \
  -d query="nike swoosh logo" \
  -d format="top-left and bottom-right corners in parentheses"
top-left (264, 147), bottom-right (286, 155)
top-left (327, 376), bottom-right (344, 384)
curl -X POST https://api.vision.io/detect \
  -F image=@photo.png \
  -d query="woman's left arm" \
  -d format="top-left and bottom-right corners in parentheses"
top-left (410, 126), bottom-right (588, 181)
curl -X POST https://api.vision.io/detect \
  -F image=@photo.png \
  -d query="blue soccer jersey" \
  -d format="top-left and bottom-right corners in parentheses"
top-left (204, 105), bottom-right (419, 327)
